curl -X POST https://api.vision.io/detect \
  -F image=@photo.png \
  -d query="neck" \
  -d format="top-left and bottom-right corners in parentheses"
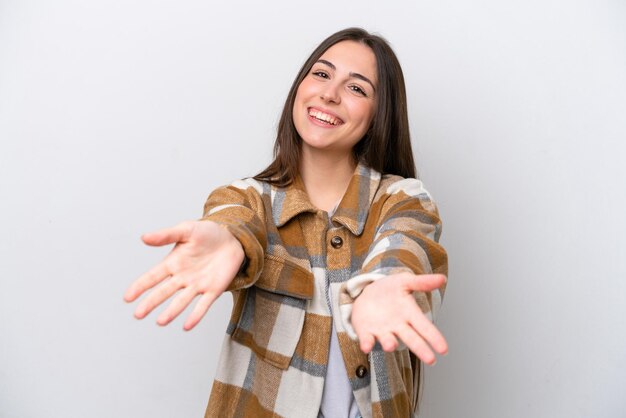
top-left (299, 147), bottom-right (356, 212)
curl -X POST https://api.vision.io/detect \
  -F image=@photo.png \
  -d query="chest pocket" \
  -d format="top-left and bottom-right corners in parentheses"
top-left (231, 254), bottom-right (314, 370)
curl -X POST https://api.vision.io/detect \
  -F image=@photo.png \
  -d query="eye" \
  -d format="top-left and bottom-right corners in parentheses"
top-left (349, 84), bottom-right (368, 97)
top-left (312, 70), bottom-right (330, 79)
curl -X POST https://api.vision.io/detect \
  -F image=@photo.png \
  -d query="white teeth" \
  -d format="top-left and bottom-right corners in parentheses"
top-left (309, 109), bottom-right (340, 125)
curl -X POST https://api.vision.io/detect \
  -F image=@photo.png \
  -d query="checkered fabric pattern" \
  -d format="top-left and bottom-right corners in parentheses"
top-left (201, 163), bottom-right (448, 418)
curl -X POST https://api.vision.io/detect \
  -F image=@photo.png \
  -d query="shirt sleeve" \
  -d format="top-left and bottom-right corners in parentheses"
top-left (338, 177), bottom-right (448, 340)
top-left (201, 178), bottom-right (268, 292)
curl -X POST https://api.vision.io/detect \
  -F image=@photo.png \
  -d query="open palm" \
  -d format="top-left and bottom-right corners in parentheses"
top-left (123, 220), bottom-right (244, 330)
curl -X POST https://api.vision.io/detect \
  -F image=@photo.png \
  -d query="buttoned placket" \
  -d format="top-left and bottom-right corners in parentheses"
top-left (324, 216), bottom-right (370, 416)
top-left (326, 216), bottom-right (372, 387)
top-left (324, 209), bottom-right (348, 315)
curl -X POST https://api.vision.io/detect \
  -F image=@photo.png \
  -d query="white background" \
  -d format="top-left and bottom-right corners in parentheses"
top-left (1, 0), bottom-right (625, 417)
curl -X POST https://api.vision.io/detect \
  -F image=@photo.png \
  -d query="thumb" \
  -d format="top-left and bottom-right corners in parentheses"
top-left (141, 222), bottom-right (194, 246)
top-left (403, 273), bottom-right (446, 292)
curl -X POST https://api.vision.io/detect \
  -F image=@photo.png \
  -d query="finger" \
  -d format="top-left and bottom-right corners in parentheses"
top-left (395, 323), bottom-right (437, 365)
top-left (408, 307), bottom-right (448, 355)
top-left (156, 287), bottom-right (198, 326)
top-left (134, 277), bottom-right (181, 319)
top-left (183, 291), bottom-right (219, 331)
top-left (141, 222), bottom-right (194, 247)
top-left (124, 262), bottom-right (171, 302)
top-left (403, 273), bottom-right (447, 293)
top-left (377, 333), bottom-right (399, 352)
top-left (358, 333), bottom-right (376, 354)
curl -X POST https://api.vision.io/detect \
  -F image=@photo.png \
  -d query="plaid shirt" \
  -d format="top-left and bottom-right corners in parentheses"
top-left (201, 163), bottom-right (447, 418)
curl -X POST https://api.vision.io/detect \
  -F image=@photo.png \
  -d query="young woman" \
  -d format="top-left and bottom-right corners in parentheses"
top-left (124, 28), bottom-right (448, 418)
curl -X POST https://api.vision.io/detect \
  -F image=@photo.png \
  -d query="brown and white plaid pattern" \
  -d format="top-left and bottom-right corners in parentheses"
top-left (201, 163), bottom-right (448, 418)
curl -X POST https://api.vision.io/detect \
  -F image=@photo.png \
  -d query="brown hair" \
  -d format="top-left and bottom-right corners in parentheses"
top-left (255, 27), bottom-right (417, 186)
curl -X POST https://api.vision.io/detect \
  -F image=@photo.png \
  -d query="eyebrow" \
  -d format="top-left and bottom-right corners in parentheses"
top-left (316, 59), bottom-right (376, 92)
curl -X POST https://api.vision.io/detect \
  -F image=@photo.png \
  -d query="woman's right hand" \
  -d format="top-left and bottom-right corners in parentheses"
top-left (123, 220), bottom-right (245, 330)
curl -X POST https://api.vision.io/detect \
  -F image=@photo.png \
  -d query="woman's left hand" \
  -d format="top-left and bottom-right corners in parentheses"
top-left (350, 273), bottom-right (448, 365)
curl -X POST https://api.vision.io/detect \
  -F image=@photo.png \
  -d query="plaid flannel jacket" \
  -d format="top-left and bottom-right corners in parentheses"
top-left (201, 163), bottom-right (447, 418)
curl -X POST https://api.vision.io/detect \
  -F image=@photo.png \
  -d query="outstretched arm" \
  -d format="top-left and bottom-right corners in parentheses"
top-left (340, 178), bottom-right (448, 364)
top-left (124, 179), bottom-right (267, 330)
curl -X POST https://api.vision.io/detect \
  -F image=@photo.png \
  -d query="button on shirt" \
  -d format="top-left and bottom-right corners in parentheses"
top-left (202, 163), bottom-right (448, 418)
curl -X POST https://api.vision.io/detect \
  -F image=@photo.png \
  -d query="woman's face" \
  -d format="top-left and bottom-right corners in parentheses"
top-left (292, 40), bottom-right (377, 158)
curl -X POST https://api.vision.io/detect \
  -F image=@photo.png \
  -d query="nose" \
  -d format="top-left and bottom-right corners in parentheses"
top-left (320, 81), bottom-right (341, 104)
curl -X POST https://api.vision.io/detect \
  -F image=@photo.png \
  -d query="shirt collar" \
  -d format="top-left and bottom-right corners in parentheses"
top-left (274, 162), bottom-right (382, 236)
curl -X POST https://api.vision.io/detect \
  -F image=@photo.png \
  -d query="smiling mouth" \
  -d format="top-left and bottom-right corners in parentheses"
top-left (308, 108), bottom-right (343, 126)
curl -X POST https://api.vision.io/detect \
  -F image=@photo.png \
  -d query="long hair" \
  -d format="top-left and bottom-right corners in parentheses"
top-left (255, 28), bottom-right (417, 186)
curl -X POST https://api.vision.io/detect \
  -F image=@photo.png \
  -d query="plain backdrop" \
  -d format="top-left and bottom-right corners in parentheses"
top-left (1, 0), bottom-right (625, 417)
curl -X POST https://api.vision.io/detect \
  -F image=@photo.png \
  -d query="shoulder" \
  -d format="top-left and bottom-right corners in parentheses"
top-left (208, 177), bottom-right (271, 203)
top-left (375, 174), bottom-right (439, 214)
top-left (203, 177), bottom-right (267, 216)
top-left (228, 178), bottom-right (265, 196)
